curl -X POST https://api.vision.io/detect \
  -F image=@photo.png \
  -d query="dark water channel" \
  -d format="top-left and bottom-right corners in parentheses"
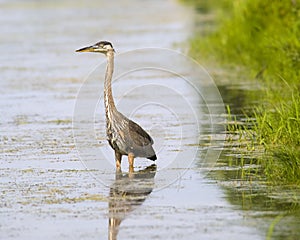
top-left (1, 1), bottom-right (300, 240)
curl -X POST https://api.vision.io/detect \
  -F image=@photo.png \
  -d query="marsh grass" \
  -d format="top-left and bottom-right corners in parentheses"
top-left (185, 0), bottom-right (300, 184)
top-left (253, 89), bottom-right (300, 184)
top-left (225, 105), bottom-right (263, 182)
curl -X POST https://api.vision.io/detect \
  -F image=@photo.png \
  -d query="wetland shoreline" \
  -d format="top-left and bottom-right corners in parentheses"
top-left (184, 0), bottom-right (300, 185)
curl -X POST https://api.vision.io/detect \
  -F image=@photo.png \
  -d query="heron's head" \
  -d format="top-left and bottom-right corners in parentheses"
top-left (76, 41), bottom-right (114, 55)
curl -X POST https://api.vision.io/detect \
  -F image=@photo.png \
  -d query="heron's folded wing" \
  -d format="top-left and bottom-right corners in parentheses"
top-left (128, 120), bottom-right (154, 146)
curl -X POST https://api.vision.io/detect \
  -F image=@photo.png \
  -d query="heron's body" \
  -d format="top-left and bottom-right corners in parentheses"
top-left (76, 41), bottom-right (156, 169)
top-left (106, 110), bottom-right (156, 160)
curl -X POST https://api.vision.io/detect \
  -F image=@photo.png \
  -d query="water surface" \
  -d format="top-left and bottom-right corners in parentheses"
top-left (1, 1), bottom-right (300, 240)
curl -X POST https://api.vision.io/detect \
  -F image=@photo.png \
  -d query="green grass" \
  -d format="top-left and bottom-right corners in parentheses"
top-left (185, 0), bottom-right (300, 184)
top-left (254, 89), bottom-right (300, 183)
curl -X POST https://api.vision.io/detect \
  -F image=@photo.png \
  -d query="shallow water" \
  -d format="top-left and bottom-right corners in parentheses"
top-left (1, 1), bottom-right (300, 240)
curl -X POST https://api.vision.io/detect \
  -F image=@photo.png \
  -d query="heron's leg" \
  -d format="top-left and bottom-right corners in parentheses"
top-left (115, 151), bottom-right (122, 169)
top-left (128, 153), bottom-right (134, 173)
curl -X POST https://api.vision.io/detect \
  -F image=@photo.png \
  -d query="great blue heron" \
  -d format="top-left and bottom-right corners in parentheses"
top-left (76, 41), bottom-right (157, 170)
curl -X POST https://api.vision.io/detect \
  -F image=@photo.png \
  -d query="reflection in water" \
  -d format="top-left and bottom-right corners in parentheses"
top-left (206, 85), bottom-right (300, 239)
top-left (108, 165), bottom-right (157, 240)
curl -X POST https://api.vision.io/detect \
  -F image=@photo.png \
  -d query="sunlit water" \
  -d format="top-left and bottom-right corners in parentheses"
top-left (1, 1), bottom-right (300, 240)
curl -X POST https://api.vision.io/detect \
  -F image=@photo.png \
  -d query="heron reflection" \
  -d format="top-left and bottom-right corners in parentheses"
top-left (108, 164), bottom-right (157, 240)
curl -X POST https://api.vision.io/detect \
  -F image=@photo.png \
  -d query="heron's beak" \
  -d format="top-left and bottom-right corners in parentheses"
top-left (75, 44), bottom-right (115, 53)
top-left (75, 45), bottom-right (96, 53)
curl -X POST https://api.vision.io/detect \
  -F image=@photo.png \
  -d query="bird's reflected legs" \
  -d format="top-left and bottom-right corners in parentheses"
top-left (128, 153), bottom-right (134, 173)
top-left (115, 151), bottom-right (122, 169)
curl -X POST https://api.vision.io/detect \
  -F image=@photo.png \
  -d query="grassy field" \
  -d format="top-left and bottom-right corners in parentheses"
top-left (184, 0), bottom-right (300, 184)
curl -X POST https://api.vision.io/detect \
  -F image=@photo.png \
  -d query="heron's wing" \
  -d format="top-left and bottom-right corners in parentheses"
top-left (128, 120), bottom-right (154, 146)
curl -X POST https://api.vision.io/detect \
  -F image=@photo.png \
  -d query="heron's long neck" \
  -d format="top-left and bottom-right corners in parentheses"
top-left (104, 51), bottom-right (116, 120)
